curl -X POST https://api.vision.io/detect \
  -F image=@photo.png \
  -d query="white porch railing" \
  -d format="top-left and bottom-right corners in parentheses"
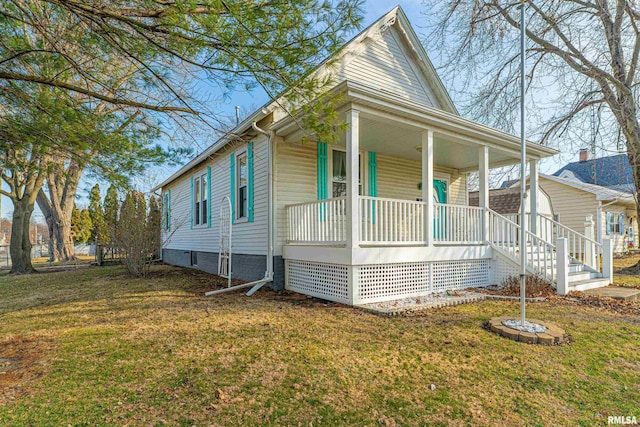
top-left (434, 203), bottom-right (484, 244)
top-left (488, 209), bottom-right (557, 282)
top-left (359, 196), bottom-right (424, 244)
top-left (287, 197), bottom-right (346, 244)
top-left (538, 215), bottom-right (602, 272)
top-left (287, 196), bottom-right (484, 245)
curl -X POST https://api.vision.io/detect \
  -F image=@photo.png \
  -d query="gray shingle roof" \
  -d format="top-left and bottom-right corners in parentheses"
top-left (552, 153), bottom-right (635, 193)
top-left (468, 186), bottom-right (528, 214)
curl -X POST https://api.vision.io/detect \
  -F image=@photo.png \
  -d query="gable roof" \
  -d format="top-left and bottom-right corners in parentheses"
top-left (552, 153), bottom-right (635, 192)
top-left (541, 173), bottom-right (636, 204)
top-left (468, 186), bottom-right (530, 214)
top-left (154, 7), bottom-right (460, 191)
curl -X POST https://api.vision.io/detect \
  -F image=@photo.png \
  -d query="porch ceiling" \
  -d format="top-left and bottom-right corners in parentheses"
top-left (330, 112), bottom-right (520, 171)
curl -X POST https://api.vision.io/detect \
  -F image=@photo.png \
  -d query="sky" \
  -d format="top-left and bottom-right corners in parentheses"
top-left (0, 0), bottom-right (591, 219)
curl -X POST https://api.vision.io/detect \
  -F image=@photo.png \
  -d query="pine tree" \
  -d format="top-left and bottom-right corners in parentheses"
top-left (103, 185), bottom-right (119, 244)
top-left (88, 184), bottom-right (106, 243)
top-left (147, 195), bottom-right (162, 259)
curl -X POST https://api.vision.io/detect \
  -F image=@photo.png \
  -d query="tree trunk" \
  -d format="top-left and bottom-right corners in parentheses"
top-left (36, 161), bottom-right (83, 262)
top-left (9, 201), bottom-right (36, 274)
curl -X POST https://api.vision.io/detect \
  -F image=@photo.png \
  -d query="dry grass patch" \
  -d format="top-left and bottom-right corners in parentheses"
top-left (0, 265), bottom-right (639, 426)
top-left (614, 253), bottom-right (640, 288)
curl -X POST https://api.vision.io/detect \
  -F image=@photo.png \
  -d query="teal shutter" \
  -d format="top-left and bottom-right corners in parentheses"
top-left (207, 166), bottom-right (212, 227)
top-left (189, 177), bottom-right (194, 229)
top-left (167, 189), bottom-right (171, 231)
top-left (606, 212), bottom-right (611, 235)
top-left (619, 213), bottom-right (626, 235)
top-left (368, 152), bottom-right (377, 197)
top-left (368, 152), bottom-right (377, 224)
top-left (230, 153), bottom-right (235, 223)
top-left (317, 142), bottom-right (328, 200)
top-left (248, 142), bottom-right (254, 222)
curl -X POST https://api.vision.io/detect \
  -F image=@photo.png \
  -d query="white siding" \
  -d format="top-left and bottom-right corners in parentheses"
top-left (162, 137), bottom-right (269, 256)
top-left (376, 153), bottom-right (467, 205)
top-left (329, 26), bottom-right (440, 108)
top-left (601, 204), bottom-right (630, 253)
top-left (275, 141), bottom-right (318, 254)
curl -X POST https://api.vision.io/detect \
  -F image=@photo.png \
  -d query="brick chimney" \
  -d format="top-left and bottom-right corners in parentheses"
top-left (579, 148), bottom-right (589, 162)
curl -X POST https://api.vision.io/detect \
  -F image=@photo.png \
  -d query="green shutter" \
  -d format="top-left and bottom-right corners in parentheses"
top-left (230, 153), bottom-right (235, 223)
top-left (368, 152), bottom-right (377, 197)
top-left (207, 166), bottom-right (212, 227)
top-left (189, 177), bottom-right (194, 229)
top-left (167, 189), bottom-right (171, 231)
top-left (248, 142), bottom-right (254, 222)
top-left (317, 142), bottom-right (328, 200)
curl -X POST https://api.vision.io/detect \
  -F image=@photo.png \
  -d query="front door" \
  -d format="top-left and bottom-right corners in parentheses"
top-left (433, 180), bottom-right (448, 239)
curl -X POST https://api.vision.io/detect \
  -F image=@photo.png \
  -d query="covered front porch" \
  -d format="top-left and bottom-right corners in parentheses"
top-left (275, 84), bottom-right (557, 305)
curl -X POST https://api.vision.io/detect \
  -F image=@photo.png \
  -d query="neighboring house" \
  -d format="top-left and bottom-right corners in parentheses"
top-left (468, 186), bottom-right (555, 236)
top-left (554, 149), bottom-right (636, 193)
top-left (538, 174), bottom-right (638, 253)
top-left (155, 6), bottom-right (612, 304)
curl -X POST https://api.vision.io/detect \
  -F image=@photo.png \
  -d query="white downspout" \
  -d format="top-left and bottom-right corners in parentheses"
top-left (245, 121), bottom-right (274, 295)
top-left (207, 122), bottom-right (274, 298)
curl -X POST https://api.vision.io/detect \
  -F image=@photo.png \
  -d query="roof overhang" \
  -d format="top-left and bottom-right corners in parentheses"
top-left (272, 80), bottom-right (558, 168)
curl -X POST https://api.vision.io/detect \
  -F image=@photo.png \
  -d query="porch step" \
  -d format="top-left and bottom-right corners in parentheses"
top-left (567, 277), bottom-right (610, 292)
top-left (568, 270), bottom-right (602, 282)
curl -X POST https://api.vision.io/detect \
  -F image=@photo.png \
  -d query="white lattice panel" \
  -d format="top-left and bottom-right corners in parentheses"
top-left (490, 252), bottom-right (520, 285)
top-left (286, 260), bottom-right (349, 304)
top-left (432, 260), bottom-right (489, 292)
top-left (358, 262), bottom-right (430, 303)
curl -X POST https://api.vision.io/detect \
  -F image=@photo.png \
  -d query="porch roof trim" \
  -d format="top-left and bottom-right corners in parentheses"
top-left (273, 80), bottom-right (558, 163)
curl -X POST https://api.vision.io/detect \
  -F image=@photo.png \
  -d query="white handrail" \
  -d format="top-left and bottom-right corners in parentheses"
top-left (488, 209), bottom-right (557, 283)
top-left (538, 215), bottom-right (602, 272)
top-left (434, 203), bottom-right (484, 244)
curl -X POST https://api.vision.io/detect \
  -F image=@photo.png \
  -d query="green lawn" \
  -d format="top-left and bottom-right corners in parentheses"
top-left (0, 265), bottom-right (639, 426)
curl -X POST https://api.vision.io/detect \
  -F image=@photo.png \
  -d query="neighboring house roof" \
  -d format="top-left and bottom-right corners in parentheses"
top-left (540, 174), bottom-right (636, 205)
top-left (552, 153), bottom-right (635, 193)
top-left (468, 186), bottom-right (530, 215)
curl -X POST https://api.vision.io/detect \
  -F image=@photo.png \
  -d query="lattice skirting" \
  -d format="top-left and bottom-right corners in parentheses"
top-left (286, 259), bottom-right (491, 305)
top-left (490, 252), bottom-right (520, 285)
top-left (286, 260), bottom-right (350, 304)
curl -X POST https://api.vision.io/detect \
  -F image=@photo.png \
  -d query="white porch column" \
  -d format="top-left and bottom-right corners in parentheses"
top-left (478, 146), bottom-right (489, 242)
top-left (603, 238), bottom-right (613, 284)
top-left (346, 109), bottom-right (360, 249)
top-left (529, 159), bottom-right (539, 235)
top-left (422, 130), bottom-right (434, 245)
top-left (556, 237), bottom-right (569, 295)
top-left (584, 214), bottom-right (595, 267)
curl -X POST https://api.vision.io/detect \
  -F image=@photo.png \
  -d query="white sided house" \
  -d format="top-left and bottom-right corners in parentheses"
top-left (155, 7), bottom-right (614, 303)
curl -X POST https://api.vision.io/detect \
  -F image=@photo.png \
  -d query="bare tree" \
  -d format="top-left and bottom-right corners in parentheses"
top-left (424, 1), bottom-right (640, 219)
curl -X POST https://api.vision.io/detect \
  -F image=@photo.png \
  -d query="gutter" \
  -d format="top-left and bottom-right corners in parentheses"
top-left (204, 121), bottom-right (274, 297)
top-left (246, 121), bottom-right (275, 295)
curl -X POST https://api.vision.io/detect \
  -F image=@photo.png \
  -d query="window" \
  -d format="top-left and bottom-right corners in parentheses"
top-left (193, 173), bottom-right (208, 226)
top-left (606, 211), bottom-right (623, 235)
top-left (331, 149), bottom-right (364, 198)
top-left (236, 152), bottom-right (248, 219)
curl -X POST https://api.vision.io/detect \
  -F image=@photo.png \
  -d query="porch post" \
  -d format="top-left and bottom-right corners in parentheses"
top-left (346, 109), bottom-right (360, 249)
top-left (478, 146), bottom-right (489, 242)
top-left (529, 159), bottom-right (539, 236)
top-left (422, 130), bottom-right (434, 245)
